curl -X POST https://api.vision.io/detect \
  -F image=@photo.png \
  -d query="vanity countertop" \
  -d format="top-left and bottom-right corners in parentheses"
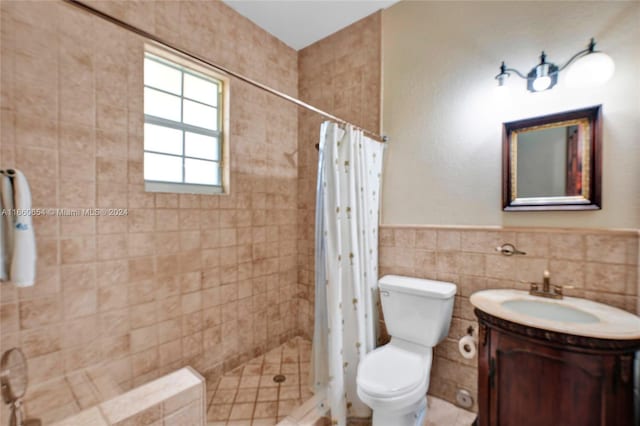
top-left (470, 289), bottom-right (640, 340)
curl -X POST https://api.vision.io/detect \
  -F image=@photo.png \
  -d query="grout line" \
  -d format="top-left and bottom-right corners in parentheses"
top-left (62, 374), bottom-right (84, 413)
top-left (248, 354), bottom-right (265, 424)
top-left (297, 337), bottom-right (303, 406)
top-left (275, 344), bottom-right (283, 420)
top-left (205, 377), bottom-right (220, 412)
top-left (229, 385), bottom-right (239, 423)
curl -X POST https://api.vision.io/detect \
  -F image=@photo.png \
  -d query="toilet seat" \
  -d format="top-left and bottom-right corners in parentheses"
top-left (357, 341), bottom-right (433, 413)
top-left (357, 343), bottom-right (432, 399)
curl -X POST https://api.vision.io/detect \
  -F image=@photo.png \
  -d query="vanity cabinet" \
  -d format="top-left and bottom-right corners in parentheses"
top-left (474, 308), bottom-right (640, 426)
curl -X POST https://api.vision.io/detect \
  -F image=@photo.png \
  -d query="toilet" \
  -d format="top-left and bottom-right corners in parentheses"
top-left (356, 275), bottom-right (457, 426)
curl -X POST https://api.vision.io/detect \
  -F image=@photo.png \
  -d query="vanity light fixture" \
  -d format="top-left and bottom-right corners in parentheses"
top-left (495, 38), bottom-right (614, 92)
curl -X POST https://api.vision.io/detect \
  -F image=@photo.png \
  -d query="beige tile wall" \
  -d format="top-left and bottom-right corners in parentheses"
top-left (379, 225), bottom-right (640, 411)
top-left (0, 0), bottom-right (299, 422)
top-left (296, 12), bottom-right (382, 338)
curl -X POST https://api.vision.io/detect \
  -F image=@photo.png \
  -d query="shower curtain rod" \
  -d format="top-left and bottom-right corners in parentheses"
top-left (63, 0), bottom-right (388, 144)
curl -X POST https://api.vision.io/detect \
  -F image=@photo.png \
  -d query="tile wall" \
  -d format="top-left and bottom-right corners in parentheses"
top-left (0, 0), bottom-right (298, 422)
top-left (379, 225), bottom-right (639, 411)
top-left (296, 12), bottom-right (382, 338)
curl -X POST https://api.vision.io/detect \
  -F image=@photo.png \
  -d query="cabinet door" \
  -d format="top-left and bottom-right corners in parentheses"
top-left (489, 331), bottom-right (604, 426)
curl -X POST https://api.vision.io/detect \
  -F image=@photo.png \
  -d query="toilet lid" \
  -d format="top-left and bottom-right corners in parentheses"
top-left (357, 345), bottom-right (427, 397)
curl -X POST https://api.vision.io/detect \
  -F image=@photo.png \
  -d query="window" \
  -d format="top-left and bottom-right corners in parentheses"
top-left (143, 48), bottom-right (228, 194)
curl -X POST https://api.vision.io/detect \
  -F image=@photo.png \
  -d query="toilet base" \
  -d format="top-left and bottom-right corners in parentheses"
top-left (371, 396), bottom-right (427, 426)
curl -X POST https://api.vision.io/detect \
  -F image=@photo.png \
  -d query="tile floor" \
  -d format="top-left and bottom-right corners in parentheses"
top-left (424, 396), bottom-right (477, 426)
top-left (206, 336), bottom-right (476, 426)
top-left (207, 337), bottom-right (313, 425)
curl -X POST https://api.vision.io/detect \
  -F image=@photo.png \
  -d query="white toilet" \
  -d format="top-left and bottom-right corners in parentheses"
top-left (356, 275), bottom-right (457, 426)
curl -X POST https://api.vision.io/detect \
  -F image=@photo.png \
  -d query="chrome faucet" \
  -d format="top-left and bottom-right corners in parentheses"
top-left (528, 270), bottom-right (573, 300)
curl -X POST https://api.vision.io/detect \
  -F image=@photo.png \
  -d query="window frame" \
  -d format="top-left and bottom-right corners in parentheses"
top-left (143, 44), bottom-right (230, 195)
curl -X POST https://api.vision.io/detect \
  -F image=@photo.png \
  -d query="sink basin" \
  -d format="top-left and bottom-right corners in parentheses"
top-left (470, 289), bottom-right (640, 340)
top-left (501, 299), bottom-right (599, 324)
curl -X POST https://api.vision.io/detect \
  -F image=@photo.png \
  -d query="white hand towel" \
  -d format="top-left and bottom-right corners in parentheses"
top-left (9, 170), bottom-right (36, 287)
top-left (0, 173), bottom-right (14, 281)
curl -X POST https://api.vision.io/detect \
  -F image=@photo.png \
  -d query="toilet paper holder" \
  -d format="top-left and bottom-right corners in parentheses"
top-left (458, 326), bottom-right (478, 360)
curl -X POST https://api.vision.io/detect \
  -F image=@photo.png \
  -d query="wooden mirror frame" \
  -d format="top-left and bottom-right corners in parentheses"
top-left (502, 105), bottom-right (602, 211)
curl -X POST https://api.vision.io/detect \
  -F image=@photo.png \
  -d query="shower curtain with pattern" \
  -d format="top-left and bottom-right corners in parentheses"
top-left (312, 121), bottom-right (384, 425)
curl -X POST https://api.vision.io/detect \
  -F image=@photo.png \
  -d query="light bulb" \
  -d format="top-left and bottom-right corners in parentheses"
top-left (532, 75), bottom-right (552, 92)
top-left (566, 51), bottom-right (615, 88)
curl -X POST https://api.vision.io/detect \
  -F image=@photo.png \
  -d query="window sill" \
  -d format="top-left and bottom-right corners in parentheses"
top-left (145, 181), bottom-right (225, 195)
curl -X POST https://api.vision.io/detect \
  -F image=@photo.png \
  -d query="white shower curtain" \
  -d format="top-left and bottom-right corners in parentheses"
top-left (312, 121), bottom-right (384, 425)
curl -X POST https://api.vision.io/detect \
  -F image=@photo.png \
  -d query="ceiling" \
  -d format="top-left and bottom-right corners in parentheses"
top-left (222, 0), bottom-right (400, 50)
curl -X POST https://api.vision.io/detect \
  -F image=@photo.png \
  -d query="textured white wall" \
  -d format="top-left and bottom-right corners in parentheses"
top-left (381, 1), bottom-right (640, 229)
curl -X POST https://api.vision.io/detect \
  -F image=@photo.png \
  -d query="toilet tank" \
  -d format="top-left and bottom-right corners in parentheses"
top-left (379, 275), bottom-right (457, 347)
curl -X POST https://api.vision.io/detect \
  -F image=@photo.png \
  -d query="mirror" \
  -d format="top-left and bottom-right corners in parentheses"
top-left (1, 348), bottom-right (41, 426)
top-left (502, 105), bottom-right (602, 211)
top-left (1, 348), bottom-right (28, 403)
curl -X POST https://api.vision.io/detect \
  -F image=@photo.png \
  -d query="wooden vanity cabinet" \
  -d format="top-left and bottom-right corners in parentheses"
top-left (475, 309), bottom-right (640, 426)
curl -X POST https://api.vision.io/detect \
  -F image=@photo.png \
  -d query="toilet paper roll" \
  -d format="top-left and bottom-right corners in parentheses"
top-left (458, 335), bottom-right (476, 359)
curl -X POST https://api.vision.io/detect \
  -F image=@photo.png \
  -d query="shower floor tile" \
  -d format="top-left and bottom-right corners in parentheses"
top-left (207, 337), bottom-right (313, 426)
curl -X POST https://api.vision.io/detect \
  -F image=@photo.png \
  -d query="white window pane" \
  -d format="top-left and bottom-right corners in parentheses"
top-left (185, 132), bottom-right (218, 161)
top-left (185, 158), bottom-right (219, 185)
top-left (183, 99), bottom-right (217, 131)
top-left (144, 152), bottom-right (182, 182)
top-left (144, 123), bottom-right (183, 155)
top-left (184, 73), bottom-right (218, 106)
top-left (144, 87), bottom-right (181, 122)
top-left (144, 57), bottom-right (182, 95)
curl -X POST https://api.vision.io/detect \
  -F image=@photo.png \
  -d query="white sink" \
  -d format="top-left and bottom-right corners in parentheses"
top-left (470, 289), bottom-right (640, 340)
top-left (501, 299), bottom-right (599, 324)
